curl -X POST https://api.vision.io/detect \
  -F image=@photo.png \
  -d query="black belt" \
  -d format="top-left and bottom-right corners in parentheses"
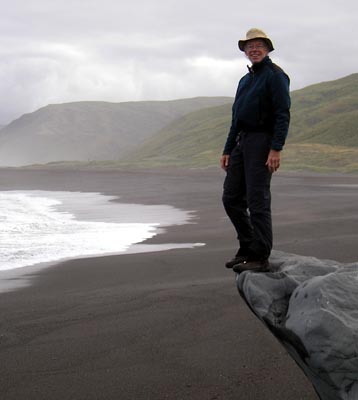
top-left (236, 130), bottom-right (269, 143)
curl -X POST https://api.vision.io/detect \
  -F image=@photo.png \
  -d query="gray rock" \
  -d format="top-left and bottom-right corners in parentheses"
top-left (236, 251), bottom-right (358, 400)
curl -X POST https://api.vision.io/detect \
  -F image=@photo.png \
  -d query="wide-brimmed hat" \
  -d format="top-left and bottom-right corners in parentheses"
top-left (238, 28), bottom-right (274, 52)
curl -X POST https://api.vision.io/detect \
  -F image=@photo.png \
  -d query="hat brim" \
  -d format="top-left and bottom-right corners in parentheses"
top-left (238, 38), bottom-right (274, 52)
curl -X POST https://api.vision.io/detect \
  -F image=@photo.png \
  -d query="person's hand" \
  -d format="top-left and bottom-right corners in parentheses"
top-left (266, 150), bottom-right (281, 173)
top-left (220, 155), bottom-right (230, 171)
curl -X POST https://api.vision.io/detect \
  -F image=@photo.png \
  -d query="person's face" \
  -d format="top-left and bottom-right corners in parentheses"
top-left (244, 39), bottom-right (269, 64)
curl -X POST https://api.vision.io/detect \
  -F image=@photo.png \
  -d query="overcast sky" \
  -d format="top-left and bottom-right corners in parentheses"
top-left (1, 0), bottom-right (357, 124)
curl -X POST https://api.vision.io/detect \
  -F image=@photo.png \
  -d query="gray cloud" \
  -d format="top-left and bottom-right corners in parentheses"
top-left (1, 0), bottom-right (357, 124)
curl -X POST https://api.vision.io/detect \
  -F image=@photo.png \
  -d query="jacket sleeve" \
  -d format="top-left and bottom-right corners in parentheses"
top-left (269, 72), bottom-right (291, 151)
top-left (222, 85), bottom-right (241, 155)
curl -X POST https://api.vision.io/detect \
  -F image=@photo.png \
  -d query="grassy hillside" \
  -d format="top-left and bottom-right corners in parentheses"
top-left (0, 97), bottom-right (231, 167)
top-left (289, 73), bottom-right (358, 146)
top-left (282, 144), bottom-right (358, 173)
top-left (5, 73), bottom-right (357, 172)
top-left (121, 73), bottom-right (358, 172)
top-left (121, 103), bottom-right (232, 167)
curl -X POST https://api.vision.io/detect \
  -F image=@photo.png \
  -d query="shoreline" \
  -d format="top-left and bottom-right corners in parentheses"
top-left (1, 167), bottom-right (357, 399)
top-left (0, 188), bottom-right (203, 291)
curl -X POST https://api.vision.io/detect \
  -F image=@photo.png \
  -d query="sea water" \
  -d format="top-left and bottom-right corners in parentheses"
top-left (0, 190), bottom-right (204, 272)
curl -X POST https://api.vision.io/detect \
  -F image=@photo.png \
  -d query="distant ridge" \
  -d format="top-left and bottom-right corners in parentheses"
top-left (0, 73), bottom-right (357, 172)
top-left (120, 73), bottom-right (358, 172)
top-left (120, 103), bottom-right (232, 167)
top-left (0, 97), bottom-right (231, 166)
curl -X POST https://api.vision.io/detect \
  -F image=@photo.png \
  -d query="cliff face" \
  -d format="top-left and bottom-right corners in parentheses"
top-left (236, 251), bottom-right (358, 400)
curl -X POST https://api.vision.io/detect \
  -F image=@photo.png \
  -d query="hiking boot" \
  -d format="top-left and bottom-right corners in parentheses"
top-left (232, 258), bottom-right (270, 274)
top-left (225, 250), bottom-right (249, 268)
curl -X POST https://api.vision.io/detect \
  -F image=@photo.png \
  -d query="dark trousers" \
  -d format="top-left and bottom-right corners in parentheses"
top-left (222, 132), bottom-right (272, 259)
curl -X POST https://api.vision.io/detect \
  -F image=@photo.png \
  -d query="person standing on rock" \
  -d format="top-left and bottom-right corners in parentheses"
top-left (221, 28), bottom-right (291, 273)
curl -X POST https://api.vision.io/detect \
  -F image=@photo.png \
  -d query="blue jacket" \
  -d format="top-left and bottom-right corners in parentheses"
top-left (223, 56), bottom-right (290, 154)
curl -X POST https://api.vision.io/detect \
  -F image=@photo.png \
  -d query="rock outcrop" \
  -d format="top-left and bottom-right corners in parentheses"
top-left (236, 251), bottom-right (358, 400)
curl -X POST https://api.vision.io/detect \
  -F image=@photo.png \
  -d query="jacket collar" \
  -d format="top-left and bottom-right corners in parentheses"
top-left (247, 56), bottom-right (271, 73)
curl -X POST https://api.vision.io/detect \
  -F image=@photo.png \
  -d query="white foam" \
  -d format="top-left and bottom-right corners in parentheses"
top-left (0, 191), bottom-right (204, 272)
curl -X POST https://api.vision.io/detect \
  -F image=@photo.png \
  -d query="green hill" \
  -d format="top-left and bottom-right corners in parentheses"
top-left (284, 73), bottom-right (358, 172)
top-left (4, 73), bottom-right (357, 172)
top-left (121, 103), bottom-right (232, 167)
top-left (289, 73), bottom-right (358, 146)
top-left (0, 97), bottom-right (231, 167)
top-left (121, 73), bottom-right (358, 172)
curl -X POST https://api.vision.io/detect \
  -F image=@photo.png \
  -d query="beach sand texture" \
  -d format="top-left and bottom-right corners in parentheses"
top-left (1, 167), bottom-right (357, 400)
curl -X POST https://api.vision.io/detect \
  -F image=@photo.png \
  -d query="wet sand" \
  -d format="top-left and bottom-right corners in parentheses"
top-left (1, 167), bottom-right (357, 399)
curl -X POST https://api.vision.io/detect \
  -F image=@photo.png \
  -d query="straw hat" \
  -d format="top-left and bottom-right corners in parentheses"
top-left (238, 28), bottom-right (274, 52)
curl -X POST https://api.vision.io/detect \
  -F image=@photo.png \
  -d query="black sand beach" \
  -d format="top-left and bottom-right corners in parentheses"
top-left (1, 167), bottom-right (357, 400)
